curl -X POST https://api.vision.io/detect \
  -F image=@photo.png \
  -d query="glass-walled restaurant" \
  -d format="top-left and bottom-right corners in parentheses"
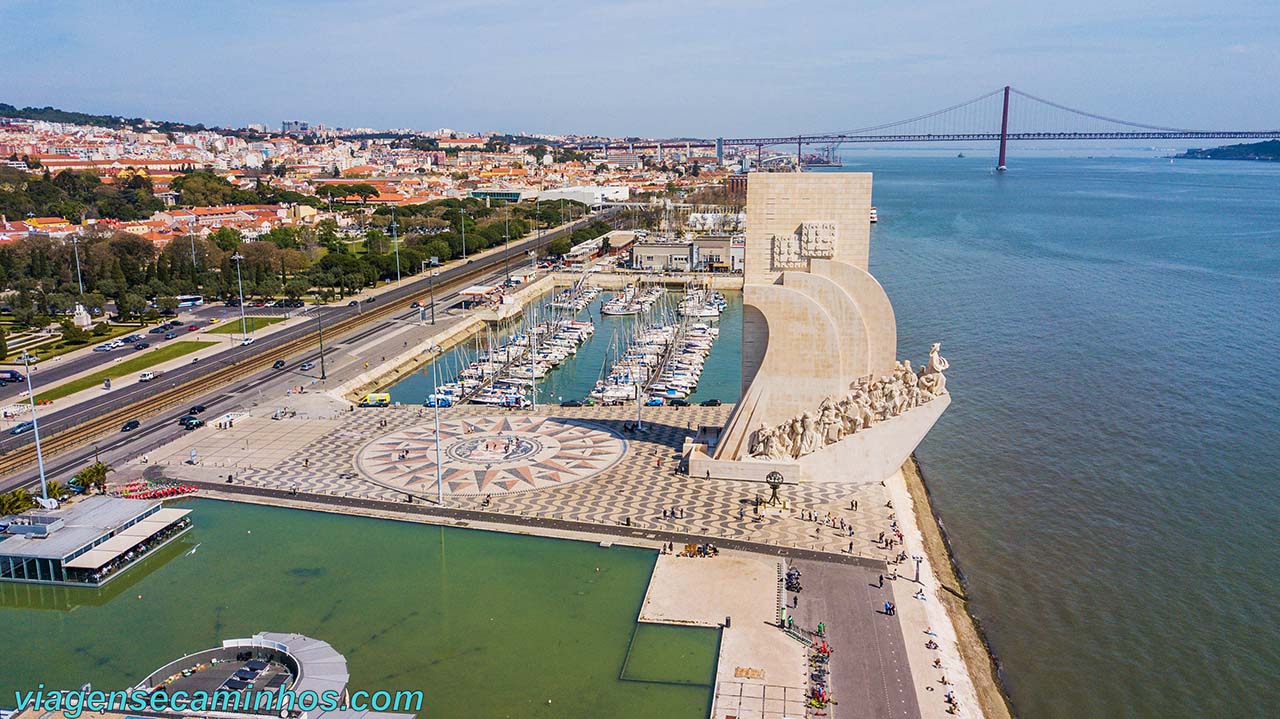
top-left (0, 495), bottom-right (191, 586)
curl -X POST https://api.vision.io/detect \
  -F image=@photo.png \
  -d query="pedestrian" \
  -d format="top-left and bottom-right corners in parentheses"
top-left (878, 574), bottom-right (883, 588)
top-left (848, 541), bottom-right (853, 553)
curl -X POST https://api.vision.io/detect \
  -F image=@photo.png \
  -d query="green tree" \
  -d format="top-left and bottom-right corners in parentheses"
top-left (0, 327), bottom-right (7, 360)
top-left (283, 277), bottom-right (311, 300)
top-left (75, 461), bottom-right (113, 493)
top-left (1, 488), bottom-right (36, 514)
top-left (59, 320), bottom-right (89, 345)
top-left (548, 237), bottom-right (571, 256)
top-left (116, 292), bottom-right (146, 319)
top-left (209, 227), bottom-right (243, 252)
top-left (364, 229), bottom-right (390, 255)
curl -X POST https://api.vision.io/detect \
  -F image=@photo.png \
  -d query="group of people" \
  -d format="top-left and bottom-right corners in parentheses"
top-left (749, 343), bottom-right (950, 461)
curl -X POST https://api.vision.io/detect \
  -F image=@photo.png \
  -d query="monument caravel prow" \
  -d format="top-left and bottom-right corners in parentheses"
top-left (687, 173), bottom-right (950, 485)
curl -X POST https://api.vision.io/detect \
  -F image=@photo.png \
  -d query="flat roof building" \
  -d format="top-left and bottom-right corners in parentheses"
top-left (0, 496), bottom-right (191, 586)
top-left (630, 239), bottom-right (696, 272)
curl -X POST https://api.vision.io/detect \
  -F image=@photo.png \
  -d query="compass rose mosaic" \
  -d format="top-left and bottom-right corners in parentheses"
top-left (354, 415), bottom-right (628, 496)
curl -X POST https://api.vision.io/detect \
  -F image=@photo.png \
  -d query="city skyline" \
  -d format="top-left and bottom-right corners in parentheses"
top-left (2, 0), bottom-right (1277, 137)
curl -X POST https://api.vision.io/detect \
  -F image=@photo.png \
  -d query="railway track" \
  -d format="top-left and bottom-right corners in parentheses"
top-left (0, 223), bottom-right (582, 479)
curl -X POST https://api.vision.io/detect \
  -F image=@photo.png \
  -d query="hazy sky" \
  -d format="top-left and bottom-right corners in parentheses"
top-left (2, 0), bottom-right (1276, 137)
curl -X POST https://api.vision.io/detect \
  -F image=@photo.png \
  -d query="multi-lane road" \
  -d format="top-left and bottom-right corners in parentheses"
top-left (0, 212), bottom-right (614, 491)
top-left (0, 303), bottom-right (301, 406)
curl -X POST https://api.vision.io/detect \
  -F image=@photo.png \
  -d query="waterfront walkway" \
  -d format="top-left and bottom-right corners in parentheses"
top-left (143, 404), bottom-right (899, 559)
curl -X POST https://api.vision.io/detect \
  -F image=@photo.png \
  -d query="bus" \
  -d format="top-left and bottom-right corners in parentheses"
top-left (176, 295), bottom-right (205, 308)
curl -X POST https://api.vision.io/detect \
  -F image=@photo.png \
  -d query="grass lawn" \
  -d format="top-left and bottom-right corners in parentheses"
top-left (1, 322), bottom-right (147, 365)
top-left (206, 316), bottom-right (286, 334)
top-left (35, 341), bottom-right (215, 402)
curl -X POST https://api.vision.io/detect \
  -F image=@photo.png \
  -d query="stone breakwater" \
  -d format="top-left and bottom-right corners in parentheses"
top-left (903, 454), bottom-right (1017, 719)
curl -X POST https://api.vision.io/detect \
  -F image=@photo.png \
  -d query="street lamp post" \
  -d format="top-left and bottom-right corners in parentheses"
top-left (230, 252), bottom-right (249, 341)
top-left (391, 207), bottom-right (402, 287)
top-left (431, 346), bottom-right (445, 505)
top-left (503, 208), bottom-right (511, 284)
top-left (459, 208), bottom-right (467, 261)
top-left (316, 312), bottom-right (327, 380)
top-left (22, 353), bottom-right (49, 502)
top-left (70, 236), bottom-right (85, 295)
top-left (429, 270), bottom-right (438, 324)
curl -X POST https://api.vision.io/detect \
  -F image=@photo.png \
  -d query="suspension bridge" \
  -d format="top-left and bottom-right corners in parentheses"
top-left (571, 86), bottom-right (1280, 170)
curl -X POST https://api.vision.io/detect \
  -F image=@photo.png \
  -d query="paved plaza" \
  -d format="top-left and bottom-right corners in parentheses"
top-left (146, 404), bottom-right (903, 559)
top-left (355, 415), bottom-right (628, 495)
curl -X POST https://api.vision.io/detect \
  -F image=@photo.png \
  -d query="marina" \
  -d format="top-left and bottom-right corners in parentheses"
top-left (392, 285), bottom-right (742, 408)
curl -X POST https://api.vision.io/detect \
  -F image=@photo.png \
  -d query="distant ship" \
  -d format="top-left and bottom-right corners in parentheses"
top-left (957, 152), bottom-right (965, 158)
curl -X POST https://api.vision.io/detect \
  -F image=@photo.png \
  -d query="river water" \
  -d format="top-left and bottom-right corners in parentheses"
top-left (840, 154), bottom-right (1280, 718)
top-left (0, 499), bottom-right (718, 718)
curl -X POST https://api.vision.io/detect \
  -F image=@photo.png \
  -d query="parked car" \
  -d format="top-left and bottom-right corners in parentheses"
top-left (299, 361), bottom-right (315, 371)
top-left (10, 421), bottom-right (35, 435)
top-left (644, 397), bottom-right (664, 406)
top-left (181, 418), bottom-right (205, 430)
top-left (148, 326), bottom-right (167, 334)
top-left (668, 398), bottom-right (691, 407)
top-left (177, 414), bottom-right (199, 426)
top-left (169, 319), bottom-right (184, 327)
top-left (272, 359), bottom-right (286, 370)
top-left (560, 399), bottom-right (584, 407)
top-left (699, 398), bottom-right (723, 407)
top-left (93, 344), bottom-right (113, 352)
top-left (121, 419), bottom-right (140, 432)
top-left (347, 300), bottom-right (358, 306)
top-left (163, 331), bottom-right (178, 340)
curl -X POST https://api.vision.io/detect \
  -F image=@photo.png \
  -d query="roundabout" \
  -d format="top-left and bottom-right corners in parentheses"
top-left (354, 415), bottom-right (628, 496)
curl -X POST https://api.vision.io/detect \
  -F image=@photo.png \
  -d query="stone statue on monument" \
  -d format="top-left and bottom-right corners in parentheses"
top-left (817, 397), bottom-right (842, 445)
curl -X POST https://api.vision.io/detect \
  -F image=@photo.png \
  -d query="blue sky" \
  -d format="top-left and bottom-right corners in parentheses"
top-left (1, 0), bottom-right (1276, 137)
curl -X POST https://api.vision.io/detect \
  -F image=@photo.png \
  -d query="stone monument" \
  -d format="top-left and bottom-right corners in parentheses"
top-left (72, 303), bottom-right (92, 329)
top-left (686, 173), bottom-right (950, 484)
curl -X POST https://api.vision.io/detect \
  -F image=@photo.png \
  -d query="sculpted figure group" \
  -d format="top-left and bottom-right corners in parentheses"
top-left (749, 343), bottom-right (950, 461)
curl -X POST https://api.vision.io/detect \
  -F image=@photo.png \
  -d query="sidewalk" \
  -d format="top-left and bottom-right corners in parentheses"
top-left (884, 467), bottom-right (983, 718)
